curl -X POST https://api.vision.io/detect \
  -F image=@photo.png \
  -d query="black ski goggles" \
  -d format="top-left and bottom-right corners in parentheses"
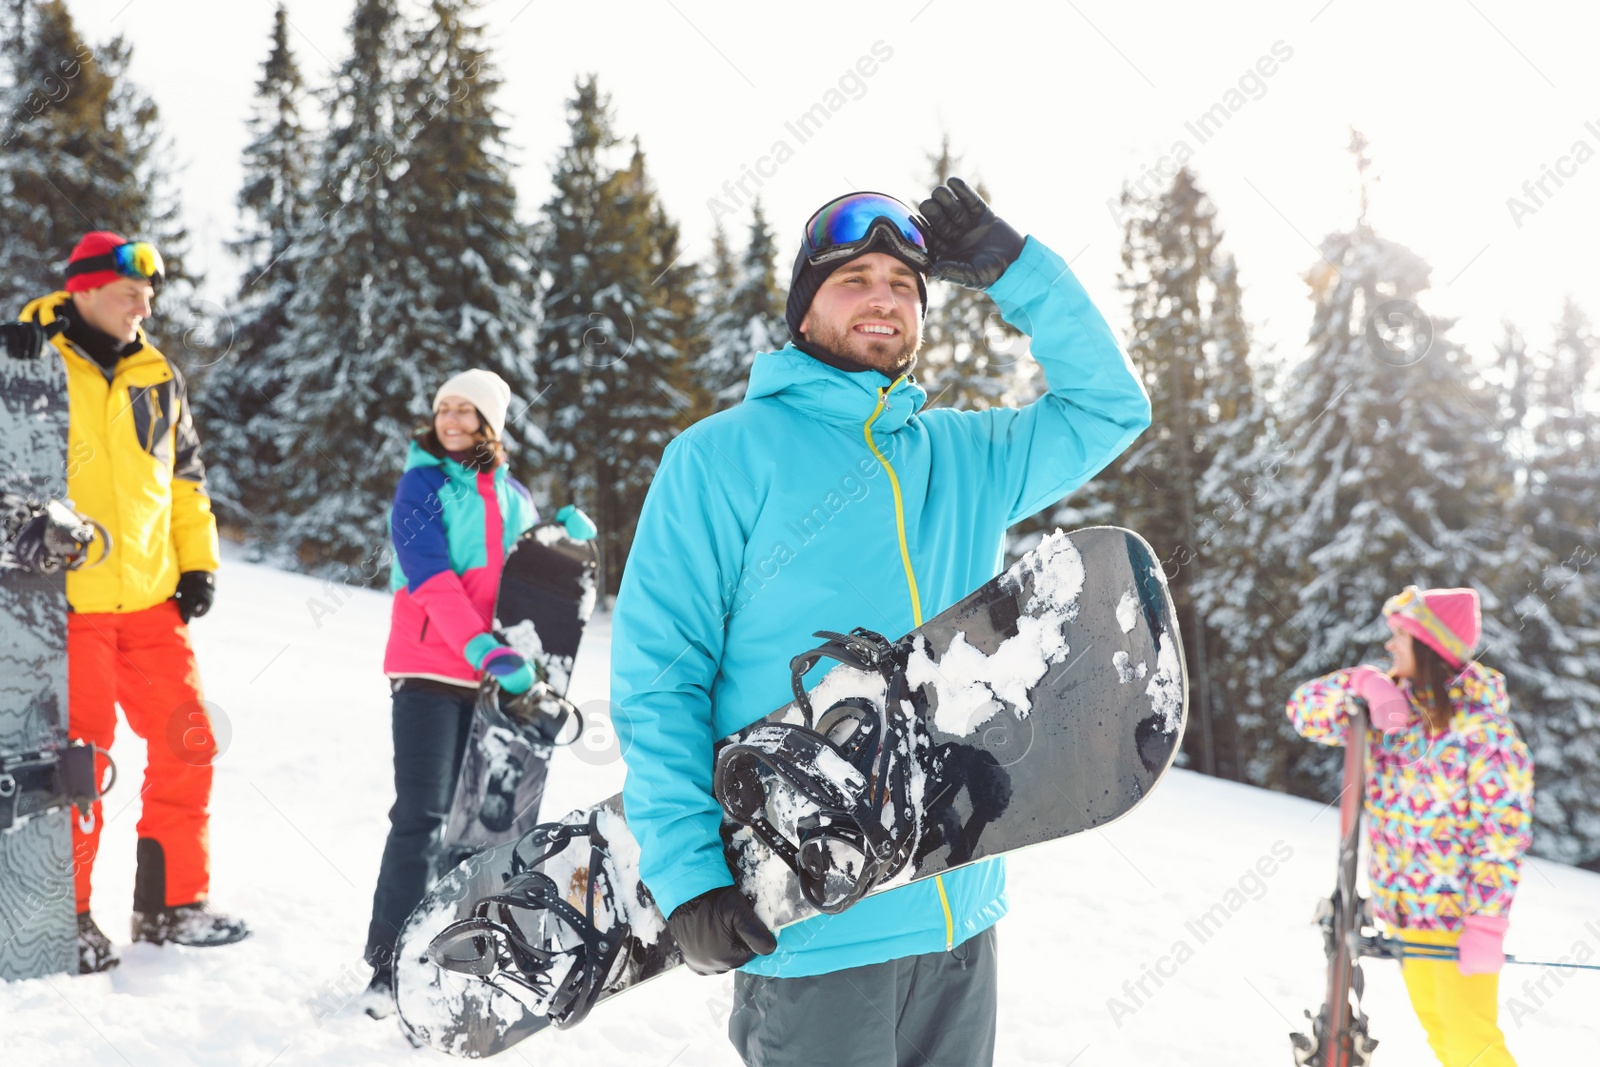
top-left (64, 240), bottom-right (166, 290)
top-left (801, 192), bottom-right (930, 270)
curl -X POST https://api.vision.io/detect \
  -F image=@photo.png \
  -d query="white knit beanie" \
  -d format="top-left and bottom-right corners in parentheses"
top-left (433, 369), bottom-right (512, 438)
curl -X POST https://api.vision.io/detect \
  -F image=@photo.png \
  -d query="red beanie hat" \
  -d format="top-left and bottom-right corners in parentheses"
top-left (1383, 586), bottom-right (1481, 668)
top-left (64, 231), bottom-right (130, 293)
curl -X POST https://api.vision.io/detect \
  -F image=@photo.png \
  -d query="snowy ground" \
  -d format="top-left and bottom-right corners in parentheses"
top-left (5, 552), bottom-right (1597, 1066)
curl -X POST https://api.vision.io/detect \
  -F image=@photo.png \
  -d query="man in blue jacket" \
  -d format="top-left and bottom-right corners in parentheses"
top-left (612, 179), bottom-right (1151, 1065)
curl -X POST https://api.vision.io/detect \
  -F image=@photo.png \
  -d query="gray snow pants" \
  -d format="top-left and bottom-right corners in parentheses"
top-left (728, 926), bottom-right (998, 1067)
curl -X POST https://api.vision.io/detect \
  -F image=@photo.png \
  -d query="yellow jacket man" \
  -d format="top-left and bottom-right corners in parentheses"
top-left (9, 231), bottom-right (249, 972)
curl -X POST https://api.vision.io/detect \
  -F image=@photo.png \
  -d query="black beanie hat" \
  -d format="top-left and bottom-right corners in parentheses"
top-left (784, 238), bottom-right (929, 343)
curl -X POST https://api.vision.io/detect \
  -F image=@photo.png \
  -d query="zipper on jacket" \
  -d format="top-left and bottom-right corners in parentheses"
top-left (864, 377), bottom-right (953, 949)
top-left (863, 379), bottom-right (923, 627)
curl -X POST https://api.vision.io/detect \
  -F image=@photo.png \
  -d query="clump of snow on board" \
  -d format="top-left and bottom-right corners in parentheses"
top-left (1113, 650), bottom-right (1147, 684)
top-left (501, 618), bottom-right (577, 694)
top-left (1144, 632), bottom-right (1183, 733)
top-left (1116, 590), bottom-right (1138, 633)
top-left (906, 529), bottom-right (1086, 736)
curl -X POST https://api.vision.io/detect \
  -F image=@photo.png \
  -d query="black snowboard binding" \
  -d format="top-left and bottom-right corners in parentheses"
top-left (427, 812), bottom-right (629, 1029)
top-left (714, 628), bottom-right (927, 914)
top-left (478, 676), bottom-right (582, 750)
top-left (0, 493), bottom-right (107, 575)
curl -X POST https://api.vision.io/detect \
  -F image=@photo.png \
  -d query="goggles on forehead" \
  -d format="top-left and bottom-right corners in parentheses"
top-left (1382, 586), bottom-right (1422, 618)
top-left (65, 241), bottom-right (166, 289)
top-left (802, 192), bottom-right (930, 270)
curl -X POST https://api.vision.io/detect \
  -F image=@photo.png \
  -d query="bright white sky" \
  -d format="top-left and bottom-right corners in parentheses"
top-left (63, 0), bottom-right (1600, 364)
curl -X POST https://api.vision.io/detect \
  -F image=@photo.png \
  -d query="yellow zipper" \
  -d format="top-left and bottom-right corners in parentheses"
top-left (863, 379), bottom-right (923, 628)
top-left (863, 378), bottom-right (952, 950)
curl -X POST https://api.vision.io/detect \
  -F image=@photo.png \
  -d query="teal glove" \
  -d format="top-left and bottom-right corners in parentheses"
top-left (464, 633), bottom-right (535, 695)
top-left (556, 505), bottom-right (597, 541)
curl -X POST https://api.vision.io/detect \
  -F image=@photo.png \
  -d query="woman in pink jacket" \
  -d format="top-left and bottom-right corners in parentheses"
top-left (1287, 586), bottom-right (1533, 1067)
top-left (361, 370), bottom-right (539, 1014)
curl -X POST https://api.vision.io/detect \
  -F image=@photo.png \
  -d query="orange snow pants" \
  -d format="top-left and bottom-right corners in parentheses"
top-left (1400, 928), bottom-right (1518, 1067)
top-left (68, 600), bottom-right (216, 913)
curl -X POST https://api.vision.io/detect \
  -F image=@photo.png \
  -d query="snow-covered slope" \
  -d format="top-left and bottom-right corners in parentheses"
top-left (5, 554), bottom-right (1596, 1065)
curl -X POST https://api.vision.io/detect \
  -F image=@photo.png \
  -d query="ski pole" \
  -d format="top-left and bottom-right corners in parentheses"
top-left (1367, 935), bottom-right (1600, 971)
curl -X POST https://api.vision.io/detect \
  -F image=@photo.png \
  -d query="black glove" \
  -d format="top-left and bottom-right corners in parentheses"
top-left (0, 319), bottom-right (61, 361)
top-left (917, 176), bottom-right (1027, 290)
top-left (173, 570), bottom-right (216, 622)
top-left (666, 886), bottom-right (777, 975)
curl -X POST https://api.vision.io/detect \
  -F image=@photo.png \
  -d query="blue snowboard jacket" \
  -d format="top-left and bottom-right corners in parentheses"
top-left (611, 237), bottom-right (1150, 977)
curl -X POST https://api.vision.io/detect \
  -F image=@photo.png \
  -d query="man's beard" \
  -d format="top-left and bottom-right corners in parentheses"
top-left (804, 318), bottom-right (921, 377)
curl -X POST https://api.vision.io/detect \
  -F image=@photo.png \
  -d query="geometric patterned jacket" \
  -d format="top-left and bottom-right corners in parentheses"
top-left (1286, 662), bottom-right (1534, 932)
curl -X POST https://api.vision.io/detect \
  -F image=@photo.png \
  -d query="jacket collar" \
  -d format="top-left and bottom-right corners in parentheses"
top-left (743, 344), bottom-right (926, 433)
top-left (22, 291), bottom-right (164, 376)
top-left (403, 440), bottom-right (504, 484)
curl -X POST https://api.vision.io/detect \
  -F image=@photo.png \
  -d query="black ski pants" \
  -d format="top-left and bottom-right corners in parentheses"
top-left (364, 680), bottom-right (475, 972)
top-left (729, 925), bottom-right (998, 1067)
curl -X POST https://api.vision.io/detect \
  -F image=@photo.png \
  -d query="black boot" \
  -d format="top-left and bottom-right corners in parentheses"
top-left (77, 911), bottom-right (119, 974)
top-left (130, 836), bottom-right (251, 947)
top-left (360, 961), bottom-right (396, 1020)
top-left (130, 901), bottom-right (252, 947)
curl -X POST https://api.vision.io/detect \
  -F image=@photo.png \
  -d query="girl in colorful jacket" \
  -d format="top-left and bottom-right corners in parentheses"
top-left (362, 369), bottom-right (539, 1011)
top-left (1287, 586), bottom-right (1534, 1067)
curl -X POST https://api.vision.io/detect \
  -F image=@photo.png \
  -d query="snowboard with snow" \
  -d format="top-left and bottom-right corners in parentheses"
top-left (0, 342), bottom-right (80, 980)
top-left (1291, 700), bottom-right (1379, 1066)
top-left (440, 524), bottom-right (598, 864)
top-left (395, 526), bottom-right (1187, 1057)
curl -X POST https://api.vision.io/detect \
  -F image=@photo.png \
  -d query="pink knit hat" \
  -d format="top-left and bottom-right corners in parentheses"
top-left (1383, 586), bottom-right (1481, 668)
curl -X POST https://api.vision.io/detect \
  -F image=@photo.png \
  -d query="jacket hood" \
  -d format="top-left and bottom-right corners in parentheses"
top-left (744, 344), bottom-right (927, 432)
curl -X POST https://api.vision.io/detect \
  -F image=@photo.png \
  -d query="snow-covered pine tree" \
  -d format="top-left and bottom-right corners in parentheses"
top-left (397, 0), bottom-right (540, 465)
top-left (695, 200), bottom-right (783, 412)
top-left (533, 80), bottom-right (698, 594)
top-left (193, 2), bottom-right (310, 533)
top-left (267, 0), bottom-right (422, 575)
top-left (1257, 221), bottom-right (1509, 798)
top-left (1491, 301), bottom-right (1600, 865)
top-left (1020, 167), bottom-right (1257, 776)
top-left (0, 0), bottom-right (192, 321)
top-left (917, 136), bottom-right (1034, 413)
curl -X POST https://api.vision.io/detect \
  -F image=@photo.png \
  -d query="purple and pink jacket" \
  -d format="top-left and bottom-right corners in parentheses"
top-left (1287, 662), bottom-right (1534, 932)
top-left (382, 442), bottom-right (538, 685)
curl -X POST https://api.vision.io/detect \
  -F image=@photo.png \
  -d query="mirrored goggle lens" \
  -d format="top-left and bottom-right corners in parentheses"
top-left (804, 194), bottom-right (926, 258)
top-left (114, 241), bottom-right (165, 282)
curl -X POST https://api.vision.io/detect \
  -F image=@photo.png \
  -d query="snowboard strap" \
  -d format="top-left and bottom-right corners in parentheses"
top-left (427, 812), bottom-right (629, 1029)
top-left (716, 628), bottom-right (925, 914)
top-left (1, 493), bottom-right (110, 574)
top-left (480, 677), bottom-right (583, 748)
top-left (0, 742), bottom-right (116, 833)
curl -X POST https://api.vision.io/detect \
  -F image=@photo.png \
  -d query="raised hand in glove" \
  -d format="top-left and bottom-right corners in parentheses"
top-left (1346, 665), bottom-right (1412, 734)
top-left (173, 571), bottom-right (216, 622)
top-left (667, 885), bottom-right (777, 975)
top-left (917, 176), bottom-right (1027, 290)
top-left (0, 319), bottom-right (62, 361)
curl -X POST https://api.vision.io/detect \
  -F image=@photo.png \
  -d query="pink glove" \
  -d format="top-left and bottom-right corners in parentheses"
top-left (1347, 666), bottom-right (1412, 734)
top-left (1456, 914), bottom-right (1508, 976)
